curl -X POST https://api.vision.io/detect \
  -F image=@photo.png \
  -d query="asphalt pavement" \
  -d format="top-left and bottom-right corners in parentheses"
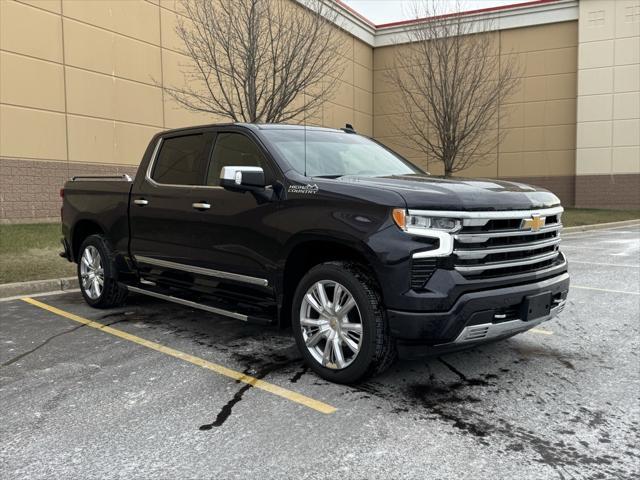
top-left (1, 225), bottom-right (639, 479)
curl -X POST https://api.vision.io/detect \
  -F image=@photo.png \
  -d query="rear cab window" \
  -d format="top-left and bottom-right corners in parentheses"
top-left (151, 133), bottom-right (214, 185)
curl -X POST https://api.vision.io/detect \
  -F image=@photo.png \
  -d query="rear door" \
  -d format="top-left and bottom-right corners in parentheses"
top-left (129, 130), bottom-right (215, 269)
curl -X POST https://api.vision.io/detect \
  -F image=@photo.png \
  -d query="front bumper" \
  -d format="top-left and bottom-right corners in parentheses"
top-left (387, 271), bottom-right (569, 356)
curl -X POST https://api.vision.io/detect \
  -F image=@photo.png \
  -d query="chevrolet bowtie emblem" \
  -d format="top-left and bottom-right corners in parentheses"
top-left (522, 215), bottom-right (545, 231)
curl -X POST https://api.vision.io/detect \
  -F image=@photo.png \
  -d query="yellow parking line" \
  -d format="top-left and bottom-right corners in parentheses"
top-left (529, 328), bottom-right (553, 335)
top-left (21, 297), bottom-right (336, 415)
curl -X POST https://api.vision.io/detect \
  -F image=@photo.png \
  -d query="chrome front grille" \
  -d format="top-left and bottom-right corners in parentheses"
top-left (452, 207), bottom-right (564, 279)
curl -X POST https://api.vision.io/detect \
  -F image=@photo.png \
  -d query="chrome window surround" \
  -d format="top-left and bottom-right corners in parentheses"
top-left (410, 206), bottom-right (564, 260)
top-left (145, 137), bottom-right (223, 190)
top-left (147, 134), bottom-right (274, 190)
top-left (135, 255), bottom-right (269, 287)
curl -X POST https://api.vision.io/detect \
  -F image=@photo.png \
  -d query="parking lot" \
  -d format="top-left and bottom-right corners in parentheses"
top-left (1, 225), bottom-right (639, 479)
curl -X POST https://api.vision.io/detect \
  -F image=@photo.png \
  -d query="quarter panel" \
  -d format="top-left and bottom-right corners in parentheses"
top-left (63, 180), bottom-right (132, 257)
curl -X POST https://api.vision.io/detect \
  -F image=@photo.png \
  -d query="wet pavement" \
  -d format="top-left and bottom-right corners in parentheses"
top-left (1, 225), bottom-right (639, 479)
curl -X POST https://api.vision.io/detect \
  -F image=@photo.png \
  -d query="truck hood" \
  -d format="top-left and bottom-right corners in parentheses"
top-left (336, 174), bottom-right (561, 211)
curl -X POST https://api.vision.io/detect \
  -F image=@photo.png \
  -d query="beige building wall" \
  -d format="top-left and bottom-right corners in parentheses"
top-left (0, 0), bottom-right (373, 222)
top-left (575, 0), bottom-right (640, 208)
top-left (0, 0), bottom-right (638, 222)
top-left (373, 21), bottom-right (579, 205)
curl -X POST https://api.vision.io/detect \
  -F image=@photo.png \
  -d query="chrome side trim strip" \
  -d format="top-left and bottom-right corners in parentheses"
top-left (454, 224), bottom-right (562, 243)
top-left (454, 251), bottom-right (560, 273)
top-left (126, 285), bottom-right (248, 321)
top-left (454, 237), bottom-right (561, 259)
top-left (451, 301), bottom-right (565, 344)
top-left (408, 206), bottom-right (564, 220)
top-left (134, 256), bottom-right (269, 287)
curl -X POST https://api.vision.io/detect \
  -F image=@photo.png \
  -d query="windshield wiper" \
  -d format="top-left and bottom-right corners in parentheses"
top-left (313, 174), bottom-right (343, 179)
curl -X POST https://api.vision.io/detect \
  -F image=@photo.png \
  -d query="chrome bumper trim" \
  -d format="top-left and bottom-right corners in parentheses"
top-left (452, 301), bottom-right (565, 344)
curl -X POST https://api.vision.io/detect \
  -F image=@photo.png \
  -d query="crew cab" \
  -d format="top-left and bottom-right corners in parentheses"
top-left (61, 123), bottom-right (569, 383)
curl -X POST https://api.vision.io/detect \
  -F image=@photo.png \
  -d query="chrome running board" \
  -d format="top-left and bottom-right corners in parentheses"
top-left (126, 285), bottom-right (248, 322)
top-left (452, 301), bottom-right (565, 344)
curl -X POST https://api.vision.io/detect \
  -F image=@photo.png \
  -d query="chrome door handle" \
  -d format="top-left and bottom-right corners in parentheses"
top-left (192, 202), bottom-right (211, 210)
top-left (134, 199), bottom-right (149, 206)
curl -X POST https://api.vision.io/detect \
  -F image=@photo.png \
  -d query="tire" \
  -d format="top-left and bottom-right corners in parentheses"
top-left (291, 261), bottom-right (396, 384)
top-left (77, 234), bottom-right (127, 309)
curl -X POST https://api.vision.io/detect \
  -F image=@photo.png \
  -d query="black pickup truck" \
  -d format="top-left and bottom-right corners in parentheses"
top-left (61, 123), bottom-right (569, 383)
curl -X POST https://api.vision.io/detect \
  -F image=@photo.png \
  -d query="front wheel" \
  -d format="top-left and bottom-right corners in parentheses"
top-left (291, 262), bottom-right (396, 384)
top-left (77, 234), bottom-right (127, 308)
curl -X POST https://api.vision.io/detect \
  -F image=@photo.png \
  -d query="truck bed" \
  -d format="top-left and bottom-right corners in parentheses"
top-left (61, 176), bottom-right (133, 262)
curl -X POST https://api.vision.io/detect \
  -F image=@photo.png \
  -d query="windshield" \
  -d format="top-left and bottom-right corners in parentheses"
top-left (261, 129), bottom-right (423, 178)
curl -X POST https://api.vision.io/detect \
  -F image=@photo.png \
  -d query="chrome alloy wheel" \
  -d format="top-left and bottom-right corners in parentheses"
top-left (299, 280), bottom-right (363, 370)
top-left (80, 245), bottom-right (104, 300)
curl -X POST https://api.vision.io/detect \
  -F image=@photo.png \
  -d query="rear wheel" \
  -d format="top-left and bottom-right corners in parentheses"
top-left (292, 261), bottom-right (396, 384)
top-left (78, 235), bottom-right (127, 308)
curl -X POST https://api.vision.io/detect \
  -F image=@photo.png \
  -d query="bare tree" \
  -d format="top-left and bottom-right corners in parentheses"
top-left (165, 0), bottom-right (345, 123)
top-left (386, 1), bottom-right (521, 176)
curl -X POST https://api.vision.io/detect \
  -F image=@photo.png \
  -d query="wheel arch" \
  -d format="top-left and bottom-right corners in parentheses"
top-left (71, 219), bottom-right (105, 262)
top-left (278, 235), bottom-right (382, 328)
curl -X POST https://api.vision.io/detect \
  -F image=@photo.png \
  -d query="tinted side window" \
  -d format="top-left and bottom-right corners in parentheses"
top-left (151, 134), bottom-right (212, 185)
top-left (207, 133), bottom-right (266, 185)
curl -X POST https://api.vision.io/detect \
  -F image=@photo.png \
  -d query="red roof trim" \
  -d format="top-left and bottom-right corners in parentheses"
top-left (333, 0), bottom-right (561, 30)
top-left (333, 0), bottom-right (377, 28)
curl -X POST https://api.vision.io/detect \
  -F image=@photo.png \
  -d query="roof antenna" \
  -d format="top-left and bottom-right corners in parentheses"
top-left (341, 123), bottom-right (356, 134)
top-left (303, 99), bottom-right (308, 177)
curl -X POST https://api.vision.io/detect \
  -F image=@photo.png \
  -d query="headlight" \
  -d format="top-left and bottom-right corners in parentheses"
top-left (392, 209), bottom-right (461, 233)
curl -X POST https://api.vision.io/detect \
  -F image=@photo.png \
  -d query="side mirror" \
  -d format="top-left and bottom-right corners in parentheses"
top-left (219, 166), bottom-right (266, 191)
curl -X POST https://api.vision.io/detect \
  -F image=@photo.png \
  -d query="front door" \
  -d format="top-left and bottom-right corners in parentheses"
top-left (181, 129), bottom-right (282, 287)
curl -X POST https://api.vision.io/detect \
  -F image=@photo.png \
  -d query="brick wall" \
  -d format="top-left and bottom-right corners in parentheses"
top-left (575, 174), bottom-right (640, 209)
top-left (0, 158), bottom-right (137, 223)
top-left (502, 175), bottom-right (576, 207)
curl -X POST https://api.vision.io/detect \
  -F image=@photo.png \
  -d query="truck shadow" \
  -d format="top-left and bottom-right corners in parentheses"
top-left (85, 292), bottom-right (583, 392)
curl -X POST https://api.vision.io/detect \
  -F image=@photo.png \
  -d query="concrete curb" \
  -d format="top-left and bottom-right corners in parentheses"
top-left (563, 219), bottom-right (640, 233)
top-left (0, 277), bottom-right (78, 299)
